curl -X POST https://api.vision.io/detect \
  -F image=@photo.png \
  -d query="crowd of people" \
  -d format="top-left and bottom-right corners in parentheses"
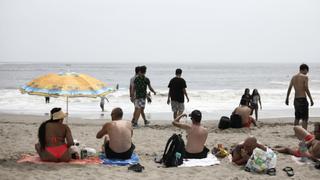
top-left (34, 64), bottom-right (319, 172)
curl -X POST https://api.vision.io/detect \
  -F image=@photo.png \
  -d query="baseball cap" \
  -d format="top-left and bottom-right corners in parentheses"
top-left (189, 110), bottom-right (202, 120)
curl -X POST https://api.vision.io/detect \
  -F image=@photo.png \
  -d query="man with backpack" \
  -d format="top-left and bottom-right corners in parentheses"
top-left (172, 110), bottom-right (209, 159)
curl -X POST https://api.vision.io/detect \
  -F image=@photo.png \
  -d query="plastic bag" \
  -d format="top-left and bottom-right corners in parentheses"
top-left (245, 148), bottom-right (277, 173)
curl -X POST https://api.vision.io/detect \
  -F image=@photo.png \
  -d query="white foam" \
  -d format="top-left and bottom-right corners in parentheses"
top-left (1, 88), bottom-right (320, 120)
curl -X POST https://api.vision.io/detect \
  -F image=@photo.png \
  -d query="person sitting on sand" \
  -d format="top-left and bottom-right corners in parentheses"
top-left (172, 110), bottom-right (209, 159)
top-left (35, 108), bottom-right (74, 162)
top-left (232, 99), bottom-right (257, 128)
top-left (96, 107), bottom-right (135, 160)
top-left (274, 126), bottom-right (320, 161)
top-left (231, 137), bottom-right (267, 165)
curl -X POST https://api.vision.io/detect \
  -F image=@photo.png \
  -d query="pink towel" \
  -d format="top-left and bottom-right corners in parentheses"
top-left (17, 154), bottom-right (102, 165)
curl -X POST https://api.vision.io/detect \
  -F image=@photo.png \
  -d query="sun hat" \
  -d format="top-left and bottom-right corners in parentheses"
top-left (52, 110), bottom-right (67, 120)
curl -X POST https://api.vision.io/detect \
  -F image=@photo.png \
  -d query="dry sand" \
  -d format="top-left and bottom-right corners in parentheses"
top-left (0, 113), bottom-right (319, 180)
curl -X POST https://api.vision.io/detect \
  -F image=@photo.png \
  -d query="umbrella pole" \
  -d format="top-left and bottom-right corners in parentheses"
top-left (66, 96), bottom-right (69, 124)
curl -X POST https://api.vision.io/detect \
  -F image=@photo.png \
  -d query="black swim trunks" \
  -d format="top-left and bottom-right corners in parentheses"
top-left (294, 98), bottom-right (309, 120)
top-left (185, 146), bottom-right (209, 159)
top-left (104, 142), bottom-right (135, 160)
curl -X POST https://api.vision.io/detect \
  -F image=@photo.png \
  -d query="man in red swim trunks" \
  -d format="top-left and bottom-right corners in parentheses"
top-left (274, 126), bottom-right (320, 161)
top-left (35, 108), bottom-right (74, 162)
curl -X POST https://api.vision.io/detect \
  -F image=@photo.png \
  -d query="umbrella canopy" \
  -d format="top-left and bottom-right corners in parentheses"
top-left (20, 72), bottom-right (115, 114)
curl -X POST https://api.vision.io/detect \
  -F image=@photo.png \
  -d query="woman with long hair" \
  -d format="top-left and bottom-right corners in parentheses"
top-left (35, 107), bottom-right (74, 162)
top-left (251, 89), bottom-right (262, 121)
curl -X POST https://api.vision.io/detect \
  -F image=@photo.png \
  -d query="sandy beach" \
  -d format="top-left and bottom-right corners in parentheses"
top-left (0, 113), bottom-right (319, 180)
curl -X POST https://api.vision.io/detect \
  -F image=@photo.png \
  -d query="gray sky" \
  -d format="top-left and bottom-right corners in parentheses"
top-left (0, 0), bottom-right (319, 63)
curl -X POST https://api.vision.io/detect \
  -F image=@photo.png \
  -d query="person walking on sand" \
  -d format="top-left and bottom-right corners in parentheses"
top-left (285, 63), bottom-right (314, 129)
top-left (96, 107), bottom-right (135, 160)
top-left (240, 88), bottom-right (251, 106)
top-left (251, 89), bottom-right (262, 121)
top-left (172, 110), bottom-right (209, 159)
top-left (132, 66), bottom-right (156, 127)
top-left (167, 68), bottom-right (189, 119)
top-left (130, 66), bottom-right (147, 124)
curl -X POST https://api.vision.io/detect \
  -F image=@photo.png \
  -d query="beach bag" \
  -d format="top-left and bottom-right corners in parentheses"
top-left (230, 114), bottom-right (242, 128)
top-left (218, 116), bottom-right (230, 130)
top-left (162, 133), bottom-right (185, 167)
top-left (245, 148), bottom-right (277, 173)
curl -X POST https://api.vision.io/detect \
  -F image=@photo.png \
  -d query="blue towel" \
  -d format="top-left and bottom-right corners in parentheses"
top-left (99, 153), bottom-right (139, 166)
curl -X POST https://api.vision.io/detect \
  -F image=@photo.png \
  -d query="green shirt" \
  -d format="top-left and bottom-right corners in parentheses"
top-left (134, 75), bottom-right (150, 99)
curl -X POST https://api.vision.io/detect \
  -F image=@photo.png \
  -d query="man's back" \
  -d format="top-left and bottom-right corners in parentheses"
top-left (234, 106), bottom-right (251, 125)
top-left (185, 125), bottom-right (208, 153)
top-left (134, 75), bottom-right (150, 99)
top-left (106, 120), bottom-right (132, 153)
top-left (292, 73), bottom-right (308, 98)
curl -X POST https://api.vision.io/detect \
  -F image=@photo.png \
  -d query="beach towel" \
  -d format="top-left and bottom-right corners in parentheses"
top-left (17, 154), bottom-right (101, 165)
top-left (178, 153), bottom-right (220, 167)
top-left (99, 153), bottom-right (139, 166)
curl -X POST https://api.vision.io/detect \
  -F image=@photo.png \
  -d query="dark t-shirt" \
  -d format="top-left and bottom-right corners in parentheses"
top-left (168, 77), bottom-right (187, 103)
top-left (134, 75), bottom-right (150, 99)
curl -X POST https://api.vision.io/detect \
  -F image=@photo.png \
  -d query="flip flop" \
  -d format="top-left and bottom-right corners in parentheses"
top-left (315, 161), bottom-right (320, 169)
top-left (128, 163), bottom-right (145, 172)
top-left (283, 167), bottom-right (294, 177)
top-left (266, 168), bottom-right (276, 176)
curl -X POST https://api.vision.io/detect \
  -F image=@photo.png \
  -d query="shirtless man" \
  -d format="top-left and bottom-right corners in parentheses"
top-left (274, 126), bottom-right (320, 161)
top-left (232, 137), bottom-right (267, 165)
top-left (286, 64), bottom-right (314, 129)
top-left (96, 107), bottom-right (135, 160)
top-left (233, 99), bottom-right (257, 128)
top-left (172, 110), bottom-right (209, 159)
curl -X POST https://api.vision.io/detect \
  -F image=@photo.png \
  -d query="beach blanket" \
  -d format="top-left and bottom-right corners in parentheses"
top-left (178, 153), bottom-right (220, 167)
top-left (17, 154), bottom-right (101, 165)
top-left (99, 153), bottom-right (139, 166)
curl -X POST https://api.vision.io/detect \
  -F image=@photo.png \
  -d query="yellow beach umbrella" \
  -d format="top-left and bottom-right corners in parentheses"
top-left (20, 72), bottom-right (115, 113)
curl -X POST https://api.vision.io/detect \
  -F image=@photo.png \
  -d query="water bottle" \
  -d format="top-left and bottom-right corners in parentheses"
top-left (299, 140), bottom-right (308, 162)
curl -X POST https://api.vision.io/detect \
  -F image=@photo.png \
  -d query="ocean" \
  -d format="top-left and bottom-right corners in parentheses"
top-left (0, 63), bottom-right (319, 120)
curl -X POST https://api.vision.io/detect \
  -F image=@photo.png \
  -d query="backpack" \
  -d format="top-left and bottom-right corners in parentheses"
top-left (162, 134), bottom-right (185, 167)
top-left (230, 114), bottom-right (243, 128)
top-left (218, 116), bottom-right (231, 129)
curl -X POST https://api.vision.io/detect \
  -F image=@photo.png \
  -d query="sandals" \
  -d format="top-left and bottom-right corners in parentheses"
top-left (283, 167), bottom-right (294, 177)
top-left (128, 163), bottom-right (145, 173)
top-left (315, 161), bottom-right (320, 169)
top-left (266, 168), bottom-right (276, 176)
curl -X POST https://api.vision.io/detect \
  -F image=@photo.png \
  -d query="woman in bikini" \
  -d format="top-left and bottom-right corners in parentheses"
top-left (35, 108), bottom-right (74, 162)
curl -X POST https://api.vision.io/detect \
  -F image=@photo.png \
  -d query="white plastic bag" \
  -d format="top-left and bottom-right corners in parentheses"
top-left (245, 148), bottom-right (277, 173)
